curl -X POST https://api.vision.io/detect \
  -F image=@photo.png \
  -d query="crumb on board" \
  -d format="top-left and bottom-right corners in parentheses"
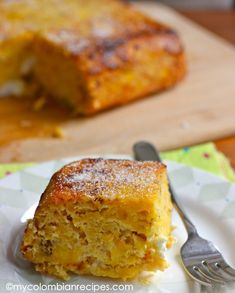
top-left (32, 96), bottom-right (47, 111)
top-left (51, 127), bottom-right (64, 138)
top-left (20, 120), bottom-right (32, 128)
top-left (180, 120), bottom-right (190, 130)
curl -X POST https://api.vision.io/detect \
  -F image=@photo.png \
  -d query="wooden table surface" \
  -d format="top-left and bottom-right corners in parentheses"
top-left (180, 10), bottom-right (235, 169)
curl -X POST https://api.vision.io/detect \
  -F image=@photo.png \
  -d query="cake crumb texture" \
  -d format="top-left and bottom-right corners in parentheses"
top-left (21, 159), bottom-right (173, 280)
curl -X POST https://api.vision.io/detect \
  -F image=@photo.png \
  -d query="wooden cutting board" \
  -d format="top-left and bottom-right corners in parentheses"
top-left (1, 2), bottom-right (235, 163)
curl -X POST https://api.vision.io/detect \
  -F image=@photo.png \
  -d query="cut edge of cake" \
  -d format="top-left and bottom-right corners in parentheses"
top-left (33, 26), bottom-right (185, 115)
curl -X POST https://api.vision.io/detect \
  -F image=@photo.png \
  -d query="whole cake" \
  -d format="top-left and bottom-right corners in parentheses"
top-left (0, 0), bottom-right (186, 114)
top-left (21, 159), bottom-right (173, 280)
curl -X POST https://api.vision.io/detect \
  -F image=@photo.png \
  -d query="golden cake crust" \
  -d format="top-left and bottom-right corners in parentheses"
top-left (39, 158), bottom-right (166, 205)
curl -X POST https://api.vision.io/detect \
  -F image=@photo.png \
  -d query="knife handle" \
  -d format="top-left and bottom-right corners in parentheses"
top-left (133, 141), bottom-right (162, 162)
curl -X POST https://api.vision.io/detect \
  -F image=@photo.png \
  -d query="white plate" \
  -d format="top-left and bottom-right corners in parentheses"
top-left (0, 155), bottom-right (235, 293)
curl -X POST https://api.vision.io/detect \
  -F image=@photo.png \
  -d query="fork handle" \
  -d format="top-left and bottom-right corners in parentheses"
top-left (133, 141), bottom-right (198, 237)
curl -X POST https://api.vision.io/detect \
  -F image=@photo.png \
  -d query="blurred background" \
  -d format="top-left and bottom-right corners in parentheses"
top-left (159, 0), bottom-right (234, 9)
top-left (133, 0), bottom-right (235, 9)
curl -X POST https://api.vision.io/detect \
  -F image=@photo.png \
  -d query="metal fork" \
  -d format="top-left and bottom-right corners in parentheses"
top-left (133, 141), bottom-right (235, 287)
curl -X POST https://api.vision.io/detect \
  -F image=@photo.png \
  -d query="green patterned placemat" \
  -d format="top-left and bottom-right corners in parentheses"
top-left (161, 143), bottom-right (235, 182)
top-left (0, 143), bottom-right (234, 182)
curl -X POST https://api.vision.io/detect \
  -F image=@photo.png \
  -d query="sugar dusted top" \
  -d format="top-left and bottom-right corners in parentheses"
top-left (46, 158), bottom-right (166, 202)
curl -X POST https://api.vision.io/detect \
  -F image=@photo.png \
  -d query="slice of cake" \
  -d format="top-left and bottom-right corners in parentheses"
top-left (0, 0), bottom-right (185, 114)
top-left (21, 158), bottom-right (173, 280)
